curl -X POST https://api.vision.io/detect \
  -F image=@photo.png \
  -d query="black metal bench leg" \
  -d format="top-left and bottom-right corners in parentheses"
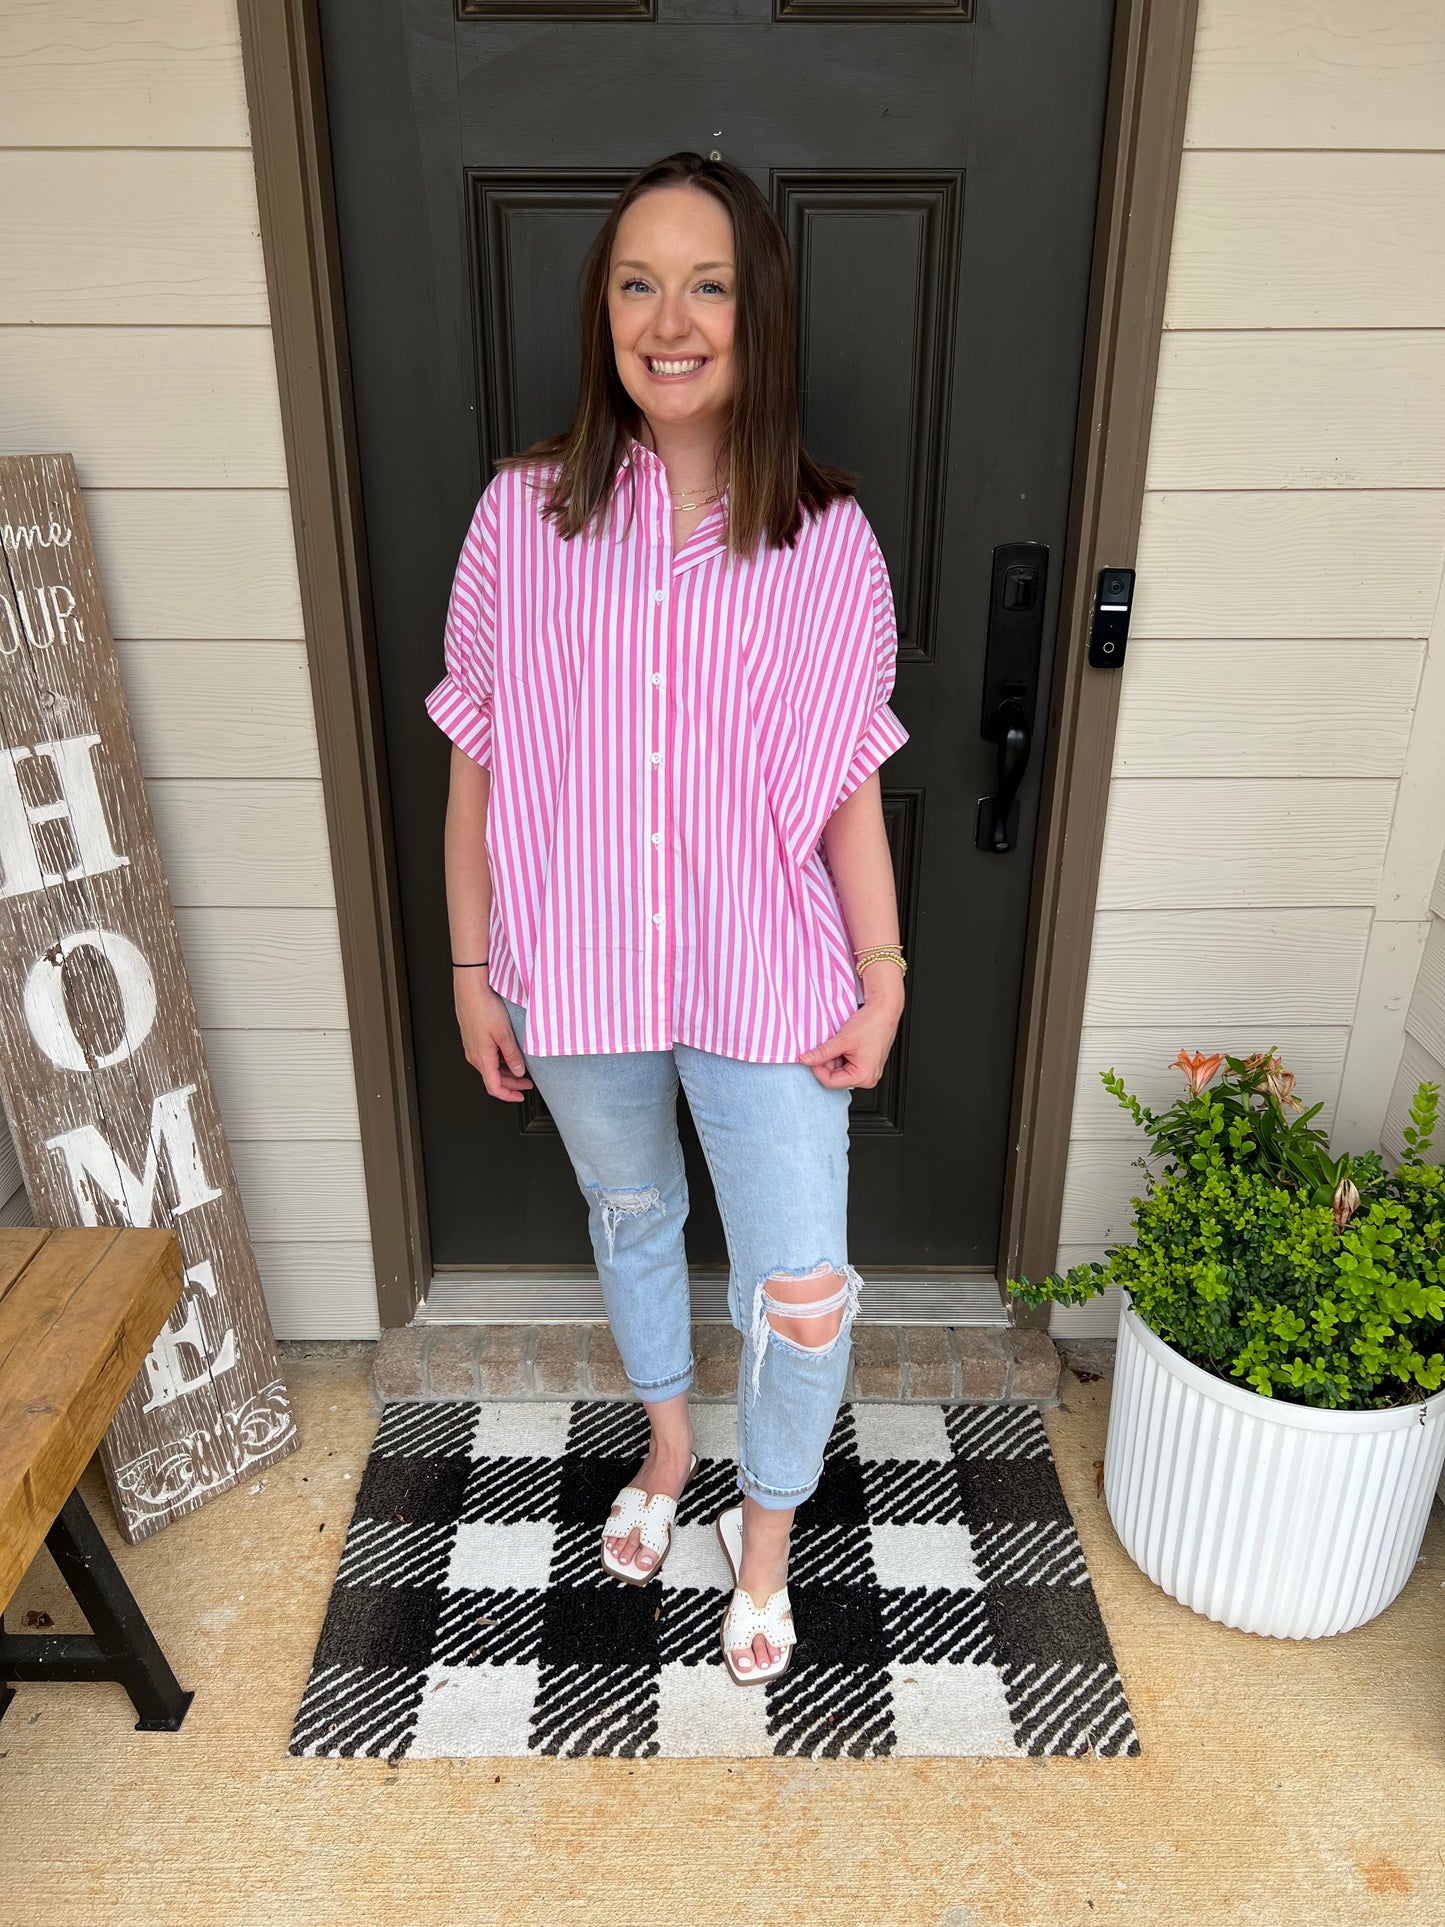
top-left (0, 1487), bottom-right (194, 1731)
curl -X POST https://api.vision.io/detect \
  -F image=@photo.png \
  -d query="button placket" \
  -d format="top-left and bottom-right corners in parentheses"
top-left (647, 474), bottom-right (671, 1035)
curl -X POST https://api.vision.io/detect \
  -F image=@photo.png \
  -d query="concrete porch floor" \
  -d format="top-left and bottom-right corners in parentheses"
top-left (2, 1348), bottom-right (1442, 1927)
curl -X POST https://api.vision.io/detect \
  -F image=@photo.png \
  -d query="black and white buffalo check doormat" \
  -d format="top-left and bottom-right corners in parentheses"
top-left (289, 1398), bottom-right (1138, 1761)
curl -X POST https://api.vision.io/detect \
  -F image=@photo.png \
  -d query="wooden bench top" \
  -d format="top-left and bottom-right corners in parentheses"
top-left (0, 1227), bottom-right (182, 1609)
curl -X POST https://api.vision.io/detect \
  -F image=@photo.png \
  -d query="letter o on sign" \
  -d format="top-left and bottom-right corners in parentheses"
top-left (23, 928), bottom-right (157, 1072)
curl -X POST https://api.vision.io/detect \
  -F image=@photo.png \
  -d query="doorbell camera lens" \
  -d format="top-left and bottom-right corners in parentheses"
top-left (1104, 573), bottom-right (1127, 599)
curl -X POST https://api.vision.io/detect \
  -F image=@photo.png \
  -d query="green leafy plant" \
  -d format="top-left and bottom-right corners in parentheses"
top-left (1009, 1051), bottom-right (1445, 1411)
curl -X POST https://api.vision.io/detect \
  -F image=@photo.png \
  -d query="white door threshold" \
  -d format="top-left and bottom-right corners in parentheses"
top-left (418, 1268), bottom-right (1008, 1326)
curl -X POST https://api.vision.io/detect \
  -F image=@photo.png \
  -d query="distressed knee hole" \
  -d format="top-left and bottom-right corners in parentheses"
top-left (766, 1267), bottom-right (848, 1348)
top-left (747, 1260), bottom-right (862, 1399)
top-left (594, 1183), bottom-right (664, 1262)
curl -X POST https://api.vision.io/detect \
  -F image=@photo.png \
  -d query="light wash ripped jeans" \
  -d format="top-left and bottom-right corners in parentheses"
top-left (497, 993), bottom-right (861, 1510)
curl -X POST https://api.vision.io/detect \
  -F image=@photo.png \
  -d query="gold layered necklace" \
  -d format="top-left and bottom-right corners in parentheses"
top-left (669, 482), bottom-right (725, 513)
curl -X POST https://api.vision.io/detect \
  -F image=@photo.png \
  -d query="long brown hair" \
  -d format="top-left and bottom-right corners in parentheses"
top-left (494, 152), bottom-right (857, 559)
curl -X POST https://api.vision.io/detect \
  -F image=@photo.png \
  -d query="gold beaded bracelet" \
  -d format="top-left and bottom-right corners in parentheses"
top-left (853, 943), bottom-right (907, 981)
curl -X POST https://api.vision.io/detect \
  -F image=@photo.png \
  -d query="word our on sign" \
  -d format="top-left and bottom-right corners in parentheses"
top-left (0, 455), bottom-right (297, 1543)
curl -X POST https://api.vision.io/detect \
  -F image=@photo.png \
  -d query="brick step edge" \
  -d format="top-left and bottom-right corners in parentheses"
top-left (370, 1323), bottom-right (1060, 1410)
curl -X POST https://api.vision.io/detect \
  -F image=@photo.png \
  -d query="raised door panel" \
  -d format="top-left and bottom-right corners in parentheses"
top-left (781, 174), bottom-right (962, 664)
top-left (471, 178), bottom-right (631, 458)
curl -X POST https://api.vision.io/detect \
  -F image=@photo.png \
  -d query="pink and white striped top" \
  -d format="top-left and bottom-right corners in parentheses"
top-left (424, 434), bottom-right (909, 1061)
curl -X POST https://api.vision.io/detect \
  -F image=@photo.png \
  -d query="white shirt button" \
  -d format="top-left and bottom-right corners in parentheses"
top-left (652, 912), bottom-right (664, 925)
top-left (651, 672), bottom-right (662, 686)
top-left (650, 752), bottom-right (661, 765)
top-left (653, 589), bottom-right (665, 604)
top-left (651, 832), bottom-right (661, 845)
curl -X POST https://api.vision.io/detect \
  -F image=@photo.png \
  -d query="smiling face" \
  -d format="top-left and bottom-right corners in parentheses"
top-left (607, 184), bottom-right (737, 441)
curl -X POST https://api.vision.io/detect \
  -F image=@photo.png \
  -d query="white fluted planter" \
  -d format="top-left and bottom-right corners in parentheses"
top-left (1103, 1291), bottom-right (1445, 1638)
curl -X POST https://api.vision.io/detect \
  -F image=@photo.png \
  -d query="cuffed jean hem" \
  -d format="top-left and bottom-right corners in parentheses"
top-left (631, 1363), bottom-right (694, 1403)
top-left (735, 1463), bottom-right (823, 1511)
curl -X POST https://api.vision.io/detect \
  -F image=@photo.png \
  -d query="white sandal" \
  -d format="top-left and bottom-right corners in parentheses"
top-left (715, 1504), bottom-right (795, 1685)
top-left (600, 1452), bottom-right (698, 1585)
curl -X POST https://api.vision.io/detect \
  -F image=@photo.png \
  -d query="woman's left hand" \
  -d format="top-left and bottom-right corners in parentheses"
top-left (799, 990), bottom-right (903, 1089)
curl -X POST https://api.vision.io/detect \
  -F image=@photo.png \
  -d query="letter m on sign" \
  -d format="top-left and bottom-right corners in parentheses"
top-left (46, 1085), bottom-right (224, 1226)
top-left (0, 454), bottom-right (296, 1543)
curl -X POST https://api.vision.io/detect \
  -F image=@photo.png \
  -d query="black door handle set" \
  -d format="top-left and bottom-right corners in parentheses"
top-left (975, 548), bottom-right (1134, 854)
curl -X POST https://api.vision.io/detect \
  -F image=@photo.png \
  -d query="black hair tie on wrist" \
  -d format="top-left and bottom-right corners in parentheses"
top-left (452, 960), bottom-right (489, 968)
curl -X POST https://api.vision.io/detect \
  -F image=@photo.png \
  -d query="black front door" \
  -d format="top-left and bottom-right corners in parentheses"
top-left (317, 0), bottom-right (1114, 1277)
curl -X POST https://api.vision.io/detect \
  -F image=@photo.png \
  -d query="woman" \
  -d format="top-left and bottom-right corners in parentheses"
top-left (426, 151), bottom-right (908, 1685)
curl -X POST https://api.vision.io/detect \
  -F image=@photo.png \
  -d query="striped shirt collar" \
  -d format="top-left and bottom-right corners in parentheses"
top-left (616, 435), bottom-right (731, 570)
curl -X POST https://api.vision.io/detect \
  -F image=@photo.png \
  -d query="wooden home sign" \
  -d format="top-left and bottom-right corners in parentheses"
top-left (0, 454), bottom-right (297, 1542)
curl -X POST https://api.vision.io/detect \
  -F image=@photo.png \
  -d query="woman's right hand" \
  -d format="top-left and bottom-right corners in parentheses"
top-left (454, 973), bottom-right (534, 1102)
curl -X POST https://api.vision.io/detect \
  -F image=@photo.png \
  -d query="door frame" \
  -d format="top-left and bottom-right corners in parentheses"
top-left (236, 0), bottom-right (1199, 1330)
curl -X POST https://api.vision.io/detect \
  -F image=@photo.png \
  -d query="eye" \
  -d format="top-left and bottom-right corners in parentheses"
top-left (619, 276), bottom-right (651, 294)
top-left (698, 280), bottom-right (729, 296)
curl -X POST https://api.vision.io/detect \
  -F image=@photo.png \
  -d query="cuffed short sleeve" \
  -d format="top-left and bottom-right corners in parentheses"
top-left (424, 481), bottom-right (500, 767)
top-left (831, 527), bottom-right (909, 811)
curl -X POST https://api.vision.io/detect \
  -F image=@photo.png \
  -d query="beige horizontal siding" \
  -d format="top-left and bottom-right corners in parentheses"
top-left (1164, 153), bottom-right (1445, 331)
top-left (85, 491), bottom-right (303, 640)
top-left (1060, 1145), bottom-right (1158, 1249)
top-left (175, 909), bottom-right (353, 1032)
top-left (232, 1141), bottom-right (371, 1245)
top-left (0, 150), bottom-right (270, 326)
top-left (204, 1031), bottom-right (363, 1142)
top-left (1095, 780), bottom-right (1395, 912)
top-left (0, 329), bottom-right (288, 488)
top-left (254, 1244), bottom-right (382, 1341)
top-left (0, 0), bottom-right (250, 147)
top-left (147, 780), bottom-right (336, 908)
top-left (1146, 333), bottom-right (1445, 491)
top-left (1082, 912), bottom-right (1371, 1028)
top-left (1131, 492), bottom-right (1445, 640)
top-left (116, 641), bottom-right (322, 781)
top-left (1183, 1), bottom-right (1445, 152)
top-left (1111, 640), bottom-right (1423, 779)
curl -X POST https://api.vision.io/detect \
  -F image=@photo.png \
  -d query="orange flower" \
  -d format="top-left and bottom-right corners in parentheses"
top-left (1173, 1049), bottom-right (1223, 1097)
